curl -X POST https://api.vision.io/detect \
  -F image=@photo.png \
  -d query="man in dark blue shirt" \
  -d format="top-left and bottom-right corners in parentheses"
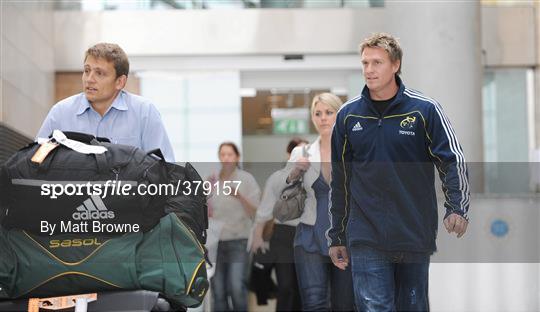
top-left (327, 33), bottom-right (470, 311)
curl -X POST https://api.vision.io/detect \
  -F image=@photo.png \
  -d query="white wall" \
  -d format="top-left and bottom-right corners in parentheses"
top-left (430, 263), bottom-right (539, 312)
top-left (482, 6), bottom-right (536, 67)
top-left (431, 196), bottom-right (540, 311)
top-left (138, 71), bottom-right (241, 177)
top-left (0, 1), bottom-right (55, 138)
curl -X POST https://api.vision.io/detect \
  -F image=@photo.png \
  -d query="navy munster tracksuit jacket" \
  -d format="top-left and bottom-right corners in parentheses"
top-left (327, 76), bottom-right (470, 253)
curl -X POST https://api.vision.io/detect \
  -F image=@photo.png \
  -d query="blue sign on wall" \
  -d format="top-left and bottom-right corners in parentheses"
top-left (490, 219), bottom-right (509, 238)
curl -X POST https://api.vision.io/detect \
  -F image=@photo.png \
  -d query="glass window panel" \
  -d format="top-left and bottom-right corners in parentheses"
top-left (482, 68), bottom-right (531, 193)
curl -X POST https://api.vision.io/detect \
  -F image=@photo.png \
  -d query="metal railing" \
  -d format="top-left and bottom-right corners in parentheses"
top-left (56, 0), bottom-right (385, 11)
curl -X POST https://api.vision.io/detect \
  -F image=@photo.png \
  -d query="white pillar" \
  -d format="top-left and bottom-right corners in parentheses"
top-left (385, 2), bottom-right (483, 165)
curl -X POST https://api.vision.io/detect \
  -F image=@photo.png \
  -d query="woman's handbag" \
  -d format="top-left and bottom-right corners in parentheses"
top-left (272, 145), bottom-right (308, 223)
top-left (272, 179), bottom-right (306, 222)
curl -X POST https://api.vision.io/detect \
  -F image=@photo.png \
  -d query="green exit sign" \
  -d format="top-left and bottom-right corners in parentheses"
top-left (271, 108), bottom-right (310, 134)
top-left (273, 119), bottom-right (309, 134)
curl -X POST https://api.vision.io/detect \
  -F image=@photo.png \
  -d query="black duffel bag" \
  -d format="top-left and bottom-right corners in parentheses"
top-left (0, 130), bottom-right (207, 243)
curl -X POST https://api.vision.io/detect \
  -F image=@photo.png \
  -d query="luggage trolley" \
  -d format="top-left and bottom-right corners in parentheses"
top-left (0, 290), bottom-right (179, 312)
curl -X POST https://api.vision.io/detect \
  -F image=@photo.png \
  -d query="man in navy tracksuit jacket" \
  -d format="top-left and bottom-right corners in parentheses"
top-left (327, 33), bottom-right (470, 311)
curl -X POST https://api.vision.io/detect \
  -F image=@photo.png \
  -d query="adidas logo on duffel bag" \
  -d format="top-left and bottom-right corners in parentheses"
top-left (72, 195), bottom-right (115, 220)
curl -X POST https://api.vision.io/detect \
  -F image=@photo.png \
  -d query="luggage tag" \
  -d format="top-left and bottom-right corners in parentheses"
top-left (31, 140), bottom-right (59, 164)
top-left (28, 293), bottom-right (97, 312)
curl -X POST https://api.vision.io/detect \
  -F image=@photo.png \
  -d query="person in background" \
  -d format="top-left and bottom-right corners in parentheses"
top-left (207, 142), bottom-right (261, 311)
top-left (278, 93), bottom-right (355, 311)
top-left (250, 137), bottom-right (308, 311)
top-left (37, 42), bottom-right (174, 162)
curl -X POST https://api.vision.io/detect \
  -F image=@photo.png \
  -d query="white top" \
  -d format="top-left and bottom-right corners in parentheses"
top-left (276, 137), bottom-right (322, 226)
top-left (254, 169), bottom-right (300, 227)
top-left (207, 168), bottom-right (261, 241)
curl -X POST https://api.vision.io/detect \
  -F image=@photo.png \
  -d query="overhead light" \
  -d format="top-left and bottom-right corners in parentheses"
top-left (240, 88), bottom-right (257, 97)
top-left (331, 87), bottom-right (348, 96)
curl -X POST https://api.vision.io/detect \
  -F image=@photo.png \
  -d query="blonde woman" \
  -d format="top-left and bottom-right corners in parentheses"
top-left (280, 93), bottom-right (354, 311)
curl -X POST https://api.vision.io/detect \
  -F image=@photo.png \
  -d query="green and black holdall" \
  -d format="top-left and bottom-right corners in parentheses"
top-left (0, 131), bottom-right (209, 308)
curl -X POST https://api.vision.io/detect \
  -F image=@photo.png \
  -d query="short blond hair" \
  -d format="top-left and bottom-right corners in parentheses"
top-left (310, 92), bottom-right (343, 115)
top-left (359, 33), bottom-right (403, 75)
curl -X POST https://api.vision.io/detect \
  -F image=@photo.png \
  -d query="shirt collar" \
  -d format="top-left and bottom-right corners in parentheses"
top-left (76, 90), bottom-right (128, 116)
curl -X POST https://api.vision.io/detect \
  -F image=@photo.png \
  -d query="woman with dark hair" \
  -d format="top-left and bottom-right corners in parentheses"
top-left (249, 137), bottom-right (308, 311)
top-left (207, 142), bottom-right (261, 311)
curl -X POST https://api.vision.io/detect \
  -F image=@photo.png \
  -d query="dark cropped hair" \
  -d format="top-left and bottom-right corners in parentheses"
top-left (287, 137), bottom-right (309, 154)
